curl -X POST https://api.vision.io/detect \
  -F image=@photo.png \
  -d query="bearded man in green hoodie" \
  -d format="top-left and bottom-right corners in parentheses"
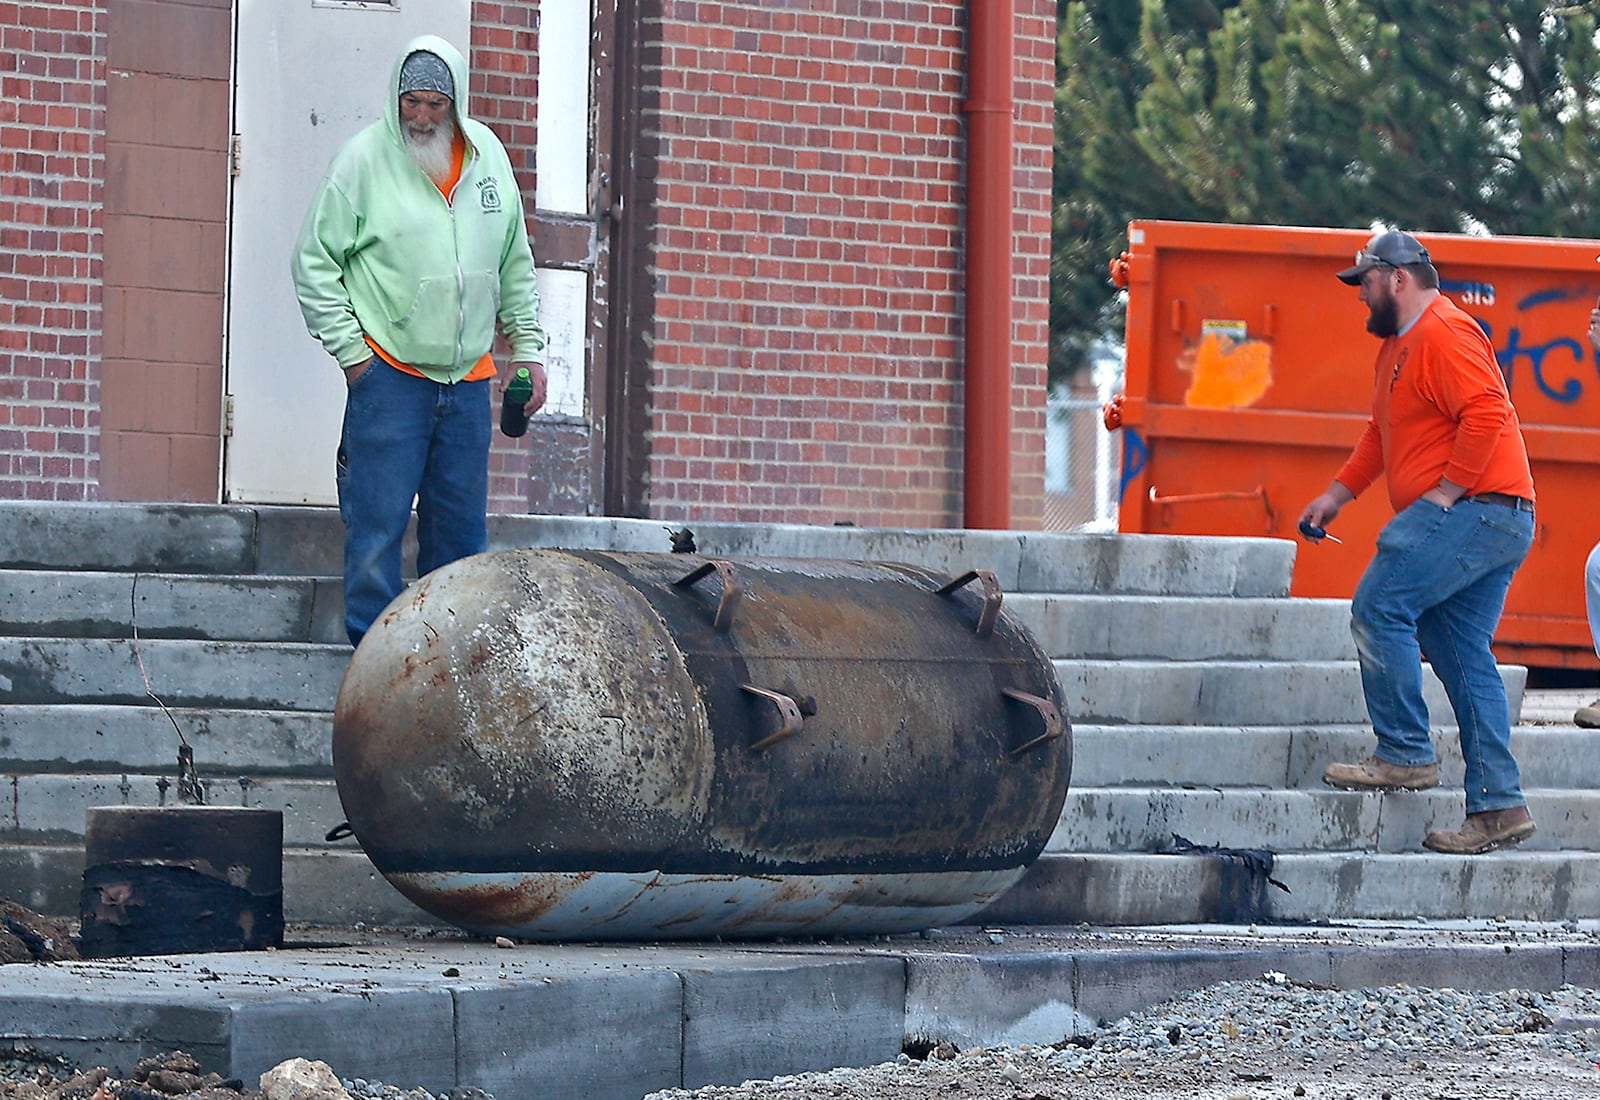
top-left (291, 36), bottom-right (547, 647)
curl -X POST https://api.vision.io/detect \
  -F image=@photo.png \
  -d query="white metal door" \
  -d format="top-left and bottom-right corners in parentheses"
top-left (224, 0), bottom-right (471, 503)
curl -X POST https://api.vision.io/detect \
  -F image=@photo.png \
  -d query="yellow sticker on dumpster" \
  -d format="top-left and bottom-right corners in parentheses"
top-left (1201, 319), bottom-right (1248, 344)
top-left (1183, 321), bottom-right (1272, 409)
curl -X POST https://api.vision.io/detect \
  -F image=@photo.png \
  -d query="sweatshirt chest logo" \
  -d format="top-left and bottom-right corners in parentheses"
top-left (477, 176), bottom-right (503, 213)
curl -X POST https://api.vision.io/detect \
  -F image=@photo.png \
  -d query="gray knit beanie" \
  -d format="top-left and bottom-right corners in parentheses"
top-left (399, 51), bottom-right (454, 100)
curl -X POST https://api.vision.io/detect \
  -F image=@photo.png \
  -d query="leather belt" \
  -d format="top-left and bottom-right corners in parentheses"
top-left (1466, 492), bottom-right (1534, 512)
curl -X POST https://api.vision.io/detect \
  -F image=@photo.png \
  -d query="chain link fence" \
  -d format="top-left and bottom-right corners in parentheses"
top-left (1042, 349), bottom-right (1123, 533)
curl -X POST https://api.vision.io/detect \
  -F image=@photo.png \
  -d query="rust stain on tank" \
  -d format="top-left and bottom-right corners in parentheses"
top-left (398, 871), bottom-right (597, 927)
top-left (719, 878), bottom-right (847, 935)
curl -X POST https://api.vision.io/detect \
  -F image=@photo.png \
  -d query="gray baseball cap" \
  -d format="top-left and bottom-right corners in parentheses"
top-left (1338, 230), bottom-right (1432, 285)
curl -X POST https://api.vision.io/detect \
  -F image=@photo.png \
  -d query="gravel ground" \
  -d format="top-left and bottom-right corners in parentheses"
top-left (644, 976), bottom-right (1600, 1100)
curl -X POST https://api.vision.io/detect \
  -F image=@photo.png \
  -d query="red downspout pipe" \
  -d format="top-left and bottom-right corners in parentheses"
top-left (962, 1), bottom-right (1014, 529)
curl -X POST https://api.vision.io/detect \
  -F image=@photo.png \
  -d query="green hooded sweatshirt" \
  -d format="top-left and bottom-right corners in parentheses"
top-left (290, 35), bottom-right (546, 380)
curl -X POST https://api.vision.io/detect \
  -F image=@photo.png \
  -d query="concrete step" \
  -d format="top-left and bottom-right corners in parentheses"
top-left (18, 711), bottom-right (1590, 791)
top-left (0, 637), bottom-right (348, 710)
top-left (9, 713), bottom-right (1584, 797)
top-left (0, 502), bottom-right (1298, 599)
top-left (0, 704), bottom-right (333, 774)
top-left (2, 577), bottom-right (1326, 658)
top-left (0, 635), bottom-right (1517, 731)
top-left (1048, 786), bottom-right (1600, 855)
top-left (1059, 659), bottom-right (1528, 727)
top-left (1071, 723), bottom-right (1600, 790)
top-left (1008, 594), bottom-right (1354, 662)
top-left (8, 714), bottom-right (1582, 792)
top-left (981, 849), bottom-right (1600, 925)
top-left (626, 524), bottom-right (1296, 599)
top-left (0, 570), bottom-right (344, 643)
top-left (390, 509), bottom-right (1299, 598)
top-left (0, 503), bottom-right (266, 573)
top-left (18, 772), bottom-right (1595, 858)
top-left (16, 834), bottom-right (1600, 931)
top-left (4, 773), bottom-right (348, 847)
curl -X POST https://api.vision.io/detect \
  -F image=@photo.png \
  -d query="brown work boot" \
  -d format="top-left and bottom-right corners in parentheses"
top-left (1322, 754), bottom-right (1440, 792)
top-left (1422, 806), bottom-right (1537, 855)
top-left (1574, 699), bottom-right (1600, 728)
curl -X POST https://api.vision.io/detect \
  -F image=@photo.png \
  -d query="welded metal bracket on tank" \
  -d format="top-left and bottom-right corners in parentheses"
top-left (672, 561), bottom-right (802, 749)
top-left (1000, 687), bottom-right (1065, 757)
top-left (739, 683), bottom-right (805, 750)
top-left (672, 559), bottom-right (744, 631)
top-left (934, 569), bottom-right (1003, 639)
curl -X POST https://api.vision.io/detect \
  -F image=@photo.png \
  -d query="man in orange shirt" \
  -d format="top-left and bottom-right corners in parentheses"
top-left (1299, 230), bottom-right (1537, 855)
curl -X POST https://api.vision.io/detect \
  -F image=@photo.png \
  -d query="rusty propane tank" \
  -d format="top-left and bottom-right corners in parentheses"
top-left (332, 549), bottom-right (1072, 940)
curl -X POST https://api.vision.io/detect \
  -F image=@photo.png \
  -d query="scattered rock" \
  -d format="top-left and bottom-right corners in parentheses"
top-left (0, 1052), bottom-right (248, 1100)
top-left (259, 1060), bottom-right (349, 1100)
top-left (126, 1052), bottom-right (247, 1100)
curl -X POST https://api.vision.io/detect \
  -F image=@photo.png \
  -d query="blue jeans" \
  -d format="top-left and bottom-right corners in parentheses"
top-left (1350, 497), bottom-right (1534, 814)
top-left (336, 361), bottom-right (491, 647)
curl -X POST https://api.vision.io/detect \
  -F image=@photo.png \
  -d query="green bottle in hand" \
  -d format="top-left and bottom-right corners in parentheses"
top-left (500, 367), bottom-right (533, 438)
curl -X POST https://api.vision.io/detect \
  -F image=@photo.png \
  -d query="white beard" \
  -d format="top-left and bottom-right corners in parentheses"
top-left (404, 115), bottom-right (457, 186)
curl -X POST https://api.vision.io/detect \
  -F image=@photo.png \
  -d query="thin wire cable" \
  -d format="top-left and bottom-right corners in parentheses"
top-left (129, 576), bottom-right (205, 805)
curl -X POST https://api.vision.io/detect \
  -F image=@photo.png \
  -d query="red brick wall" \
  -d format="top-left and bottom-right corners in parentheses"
top-left (643, 0), bottom-right (1053, 528)
top-left (0, 0), bottom-right (105, 500)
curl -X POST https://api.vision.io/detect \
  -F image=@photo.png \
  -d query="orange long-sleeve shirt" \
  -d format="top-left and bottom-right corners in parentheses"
top-left (1335, 294), bottom-right (1534, 513)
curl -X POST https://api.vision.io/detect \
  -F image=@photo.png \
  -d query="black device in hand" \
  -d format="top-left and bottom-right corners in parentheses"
top-left (1298, 518), bottom-right (1341, 543)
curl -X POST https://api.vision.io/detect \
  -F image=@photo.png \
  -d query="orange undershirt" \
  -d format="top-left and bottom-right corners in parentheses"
top-left (365, 131), bottom-right (497, 383)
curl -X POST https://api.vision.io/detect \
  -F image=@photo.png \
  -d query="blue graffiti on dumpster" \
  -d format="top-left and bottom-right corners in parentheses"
top-left (1461, 282), bottom-right (1594, 404)
top-left (1118, 427), bottom-right (1148, 502)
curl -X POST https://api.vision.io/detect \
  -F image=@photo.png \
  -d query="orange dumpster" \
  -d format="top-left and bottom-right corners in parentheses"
top-left (1108, 220), bottom-right (1600, 670)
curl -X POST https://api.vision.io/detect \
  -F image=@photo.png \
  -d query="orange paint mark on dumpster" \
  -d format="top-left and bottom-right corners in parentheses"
top-left (1181, 331), bottom-right (1274, 409)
